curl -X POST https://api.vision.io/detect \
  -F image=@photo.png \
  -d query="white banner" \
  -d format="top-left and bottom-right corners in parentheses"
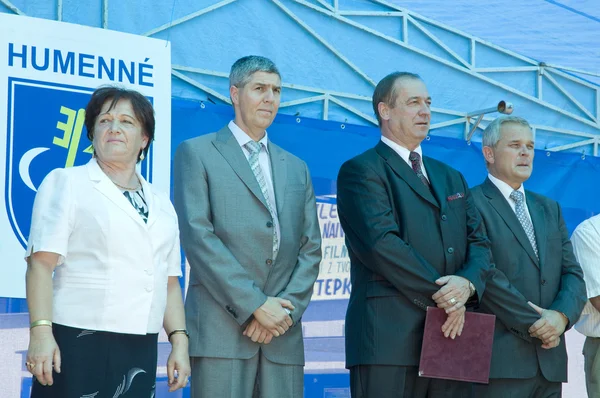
top-left (312, 199), bottom-right (351, 301)
top-left (0, 14), bottom-right (172, 298)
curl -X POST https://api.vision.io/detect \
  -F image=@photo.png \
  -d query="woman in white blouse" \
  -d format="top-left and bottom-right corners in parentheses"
top-left (25, 86), bottom-right (191, 397)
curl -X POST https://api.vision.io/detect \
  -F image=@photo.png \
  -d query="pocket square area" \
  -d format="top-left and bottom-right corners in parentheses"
top-left (447, 192), bottom-right (465, 201)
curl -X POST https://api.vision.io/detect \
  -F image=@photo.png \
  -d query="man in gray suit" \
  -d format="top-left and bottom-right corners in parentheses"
top-left (174, 55), bottom-right (322, 398)
top-left (471, 116), bottom-right (586, 397)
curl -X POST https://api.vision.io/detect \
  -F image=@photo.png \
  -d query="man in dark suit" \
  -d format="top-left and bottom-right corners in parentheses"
top-left (471, 116), bottom-right (586, 397)
top-left (337, 72), bottom-right (492, 397)
top-left (174, 56), bottom-right (322, 397)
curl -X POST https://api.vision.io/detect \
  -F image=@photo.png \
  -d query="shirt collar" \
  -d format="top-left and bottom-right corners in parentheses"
top-left (488, 173), bottom-right (526, 204)
top-left (228, 120), bottom-right (269, 152)
top-left (380, 136), bottom-right (423, 165)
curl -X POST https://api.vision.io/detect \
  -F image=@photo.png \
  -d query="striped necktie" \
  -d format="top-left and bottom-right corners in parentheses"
top-left (244, 140), bottom-right (279, 255)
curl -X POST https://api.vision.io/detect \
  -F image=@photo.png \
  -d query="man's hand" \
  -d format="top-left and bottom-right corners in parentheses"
top-left (527, 302), bottom-right (567, 349)
top-left (252, 297), bottom-right (295, 336)
top-left (433, 275), bottom-right (471, 313)
top-left (441, 306), bottom-right (466, 339)
top-left (243, 319), bottom-right (275, 344)
top-left (539, 335), bottom-right (560, 350)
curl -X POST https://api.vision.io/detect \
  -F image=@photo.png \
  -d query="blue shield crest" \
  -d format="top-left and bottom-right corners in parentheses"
top-left (5, 78), bottom-right (152, 248)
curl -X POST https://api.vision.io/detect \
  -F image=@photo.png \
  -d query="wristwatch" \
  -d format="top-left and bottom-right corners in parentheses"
top-left (284, 308), bottom-right (293, 323)
top-left (468, 282), bottom-right (476, 297)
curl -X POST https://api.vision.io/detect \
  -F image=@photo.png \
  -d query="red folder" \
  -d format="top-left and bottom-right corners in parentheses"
top-left (418, 306), bottom-right (496, 384)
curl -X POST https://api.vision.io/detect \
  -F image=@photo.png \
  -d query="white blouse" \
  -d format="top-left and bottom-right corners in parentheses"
top-left (26, 158), bottom-right (182, 335)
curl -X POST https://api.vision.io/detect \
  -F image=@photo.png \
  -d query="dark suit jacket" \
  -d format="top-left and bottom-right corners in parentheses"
top-left (337, 141), bottom-right (492, 367)
top-left (472, 178), bottom-right (586, 382)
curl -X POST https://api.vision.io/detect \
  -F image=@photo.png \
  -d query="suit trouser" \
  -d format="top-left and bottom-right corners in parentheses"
top-left (349, 365), bottom-right (472, 398)
top-left (583, 336), bottom-right (600, 398)
top-left (471, 372), bottom-right (561, 398)
top-left (190, 350), bottom-right (303, 398)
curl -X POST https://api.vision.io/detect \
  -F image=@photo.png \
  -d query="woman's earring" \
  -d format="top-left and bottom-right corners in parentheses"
top-left (140, 152), bottom-right (145, 161)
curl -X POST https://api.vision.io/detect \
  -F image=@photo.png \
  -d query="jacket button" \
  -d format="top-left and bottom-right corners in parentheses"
top-left (447, 247), bottom-right (454, 254)
top-left (266, 221), bottom-right (273, 228)
top-left (266, 259), bottom-right (273, 265)
top-left (541, 279), bottom-right (547, 285)
top-left (441, 215), bottom-right (447, 221)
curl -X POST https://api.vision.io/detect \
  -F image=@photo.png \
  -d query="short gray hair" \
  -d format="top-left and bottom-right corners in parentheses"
top-left (229, 55), bottom-right (281, 88)
top-left (482, 116), bottom-right (532, 147)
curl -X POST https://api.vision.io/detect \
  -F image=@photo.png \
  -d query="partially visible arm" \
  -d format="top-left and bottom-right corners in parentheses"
top-left (25, 169), bottom-right (73, 386)
top-left (571, 219), bottom-right (600, 312)
top-left (173, 141), bottom-right (268, 325)
top-left (481, 266), bottom-right (540, 342)
top-left (462, 199), bottom-right (540, 343)
top-left (163, 277), bottom-right (186, 333)
top-left (26, 251), bottom-right (61, 386)
top-left (336, 159), bottom-right (441, 308)
top-left (163, 276), bottom-right (191, 392)
top-left (547, 204), bottom-right (587, 328)
top-left (450, 175), bottom-right (493, 301)
top-left (276, 164), bottom-right (322, 324)
top-left (528, 203), bottom-right (587, 347)
top-left (591, 297), bottom-right (600, 312)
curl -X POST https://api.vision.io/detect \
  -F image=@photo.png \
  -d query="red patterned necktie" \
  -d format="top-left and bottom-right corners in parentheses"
top-left (409, 151), bottom-right (430, 188)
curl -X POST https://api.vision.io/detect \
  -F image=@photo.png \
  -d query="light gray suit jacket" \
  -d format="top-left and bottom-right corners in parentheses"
top-left (174, 126), bottom-right (322, 365)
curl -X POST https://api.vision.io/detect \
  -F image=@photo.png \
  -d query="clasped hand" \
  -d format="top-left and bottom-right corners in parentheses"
top-left (432, 275), bottom-right (471, 339)
top-left (243, 297), bottom-right (294, 344)
top-left (527, 302), bottom-right (567, 349)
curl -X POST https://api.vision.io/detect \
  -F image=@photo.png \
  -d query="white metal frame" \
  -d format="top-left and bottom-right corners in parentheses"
top-left (3, 0), bottom-right (599, 154)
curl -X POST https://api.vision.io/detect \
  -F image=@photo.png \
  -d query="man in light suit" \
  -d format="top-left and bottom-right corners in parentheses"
top-left (337, 72), bottom-right (492, 397)
top-left (471, 116), bottom-right (586, 397)
top-left (174, 55), bottom-right (322, 398)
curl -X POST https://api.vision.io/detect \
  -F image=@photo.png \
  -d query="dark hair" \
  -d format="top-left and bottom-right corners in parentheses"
top-left (372, 72), bottom-right (422, 125)
top-left (85, 86), bottom-right (155, 162)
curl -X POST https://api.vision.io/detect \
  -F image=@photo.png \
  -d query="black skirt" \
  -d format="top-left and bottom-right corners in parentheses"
top-left (31, 323), bottom-right (158, 398)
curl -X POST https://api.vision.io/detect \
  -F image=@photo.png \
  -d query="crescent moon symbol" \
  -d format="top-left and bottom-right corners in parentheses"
top-left (19, 147), bottom-right (50, 192)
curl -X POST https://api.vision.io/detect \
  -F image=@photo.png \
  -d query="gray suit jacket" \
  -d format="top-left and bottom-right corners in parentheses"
top-left (173, 126), bottom-right (321, 365)
top-left (472, 178), bottom-right (586, 382)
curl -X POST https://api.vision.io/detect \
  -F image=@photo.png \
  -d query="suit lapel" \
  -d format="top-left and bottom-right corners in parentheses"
top-left (482, 178), bottom-right (539, 267)
top-left (268, 142), bottom-right (287, 214)
top-left (87, 159), bottom-right (147, 228)
top-left (527, 192), bottom-right (546, 268)
top-left (375, 141), bottom-right (438, 208)
top-left (422, 157), bottom-right (446, 209)
top-left (212, 126), bottom-right (269, 210)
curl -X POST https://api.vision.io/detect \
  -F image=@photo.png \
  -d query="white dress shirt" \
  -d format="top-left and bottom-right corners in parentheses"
top-left (380, 136), bottom-right (429, 181)
top-left (26, 158), bottom-right (182, 335)
top-left (571, 215), bottom-right (600, 337)
top-left (229, 120), bottom-right (281, 251)
top-left (487, 173), bottom-right (534, 225)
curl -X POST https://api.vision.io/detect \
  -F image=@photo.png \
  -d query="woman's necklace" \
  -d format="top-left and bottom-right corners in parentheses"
top-left (97, 159), bottom-right (141, 191)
